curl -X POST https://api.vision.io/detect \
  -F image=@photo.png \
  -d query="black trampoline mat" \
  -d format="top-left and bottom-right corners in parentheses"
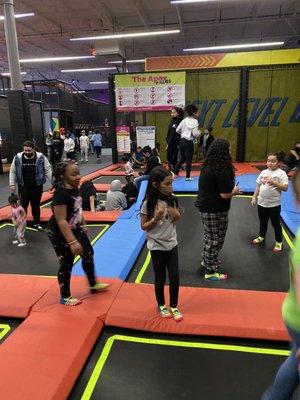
top-left (68, 328), bottom-right (291, 400)
top-left (254, 164), bottom-right (267, 171)
top-left (93, 175), bottom-right (127, 185)
top-left (0, 317), bottom-right (22, 343)
top-left (0, 224), bottom-right (109, 276)
top-left (128, 196), bottom-right (290, 291)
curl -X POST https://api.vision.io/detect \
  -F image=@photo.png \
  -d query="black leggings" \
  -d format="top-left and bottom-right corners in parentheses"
top-left (167, 144), bottom-right (179, 169)
top-left (150, 246), bottom-right (180, 308)
top-left (94, 146), bottom-right (102, 158)
top-left (19, 185), bottom-right (43, 225)
top-left (47, 228), bottom-right (96, 298)
top-left (173, 138), bottom-right (194, 178)
top-left (258, 205), bottom-right (282, 243)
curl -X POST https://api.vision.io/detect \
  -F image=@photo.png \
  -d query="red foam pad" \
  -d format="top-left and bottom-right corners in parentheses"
top-left (106, 283), bottom-right (289, 341)
top-left (0, 312), bottom-right (103, 400)
top-left (32, 277), bottom-right (123, 322)
top-left (99, 171), bottom-right (126, 176)
top-left (25, 207), bottom-right (121, 222)
top-left (40, 191), bottom-right (53, 203)
top-left (93, 183), bottom-right (110, 192)
top-left (100, 164), bottom-right (122, 172)
top-left (0, 275), bottom-right (55, 318)
top-left (233, 163), bottom-right (260, 174)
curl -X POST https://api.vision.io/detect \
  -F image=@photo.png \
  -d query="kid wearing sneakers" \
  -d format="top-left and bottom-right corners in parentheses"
top-left (9, 193), bottom-right (27, 247)
top-left (252, 153), bottom-right (288, 252)
top-left (47, 161), bottom-right (109, 306)
top-left (140, 166), bottom-right (183, 322)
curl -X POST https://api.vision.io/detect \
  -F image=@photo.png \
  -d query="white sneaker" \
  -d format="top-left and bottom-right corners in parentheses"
top-left (17, 242), bottom-right (27, 247)
top-left (12, 240), bottom-right (19, 245)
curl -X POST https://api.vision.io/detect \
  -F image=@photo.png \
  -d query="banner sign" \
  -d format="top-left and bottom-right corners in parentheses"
top-left (146, 49), bottom-right (300, 71)
top-left (136, 126), bottom-right (156, 149)
top-left (115, 72), bottom-right (186, 112)
top-left (116, 126), bottom-right (131, 153)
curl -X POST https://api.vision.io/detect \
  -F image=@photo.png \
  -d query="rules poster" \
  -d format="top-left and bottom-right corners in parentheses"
top-left (136, 126), bottom-right (156, 149)
top-left (116, 126), bottom-right (131, 153)
top-left (115, 72), bottom-right (186, 112)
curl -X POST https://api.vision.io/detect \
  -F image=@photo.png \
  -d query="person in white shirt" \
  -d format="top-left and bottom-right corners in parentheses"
top-left (64, 133), bottom-right (76, 160)
top-left (79, 130), bottom-right (90, 162)
top-left (172, 104), bottom-right (201, 181)
top-left (105, 180), bottom-right (127, 211)
top-left (251, 152), bottom-right (289, 253)
top-left (124, 155), bottom-right (135, 183)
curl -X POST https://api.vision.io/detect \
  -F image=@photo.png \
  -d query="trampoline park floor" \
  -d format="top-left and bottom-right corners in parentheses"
top-left (0, 223), bottom-right (110, 276)
top-left (127, 195), bottom-right (291, 292)
top-left (68, 327), bottom-right (295, 400)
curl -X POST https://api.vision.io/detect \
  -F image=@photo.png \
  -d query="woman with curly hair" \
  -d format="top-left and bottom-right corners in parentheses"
top-left (195, 139), bottom-right (241, 280)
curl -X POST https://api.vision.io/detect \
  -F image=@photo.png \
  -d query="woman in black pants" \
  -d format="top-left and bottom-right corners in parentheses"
top-left (173, 104), bottom-right (201, 180)
top-left (166, 107), bottom-right (184, 170)
top-left (9, 140), bottom-right (53, 231)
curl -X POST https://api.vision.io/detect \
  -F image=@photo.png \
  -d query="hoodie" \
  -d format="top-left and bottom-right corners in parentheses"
top-left (176, 117), bottom-right (201, 142)
top-left (105, 180), bottom-right (127, 210)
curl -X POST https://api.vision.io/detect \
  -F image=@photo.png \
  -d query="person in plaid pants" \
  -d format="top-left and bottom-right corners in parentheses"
top-left (195, 139), bottom-right (242, 281)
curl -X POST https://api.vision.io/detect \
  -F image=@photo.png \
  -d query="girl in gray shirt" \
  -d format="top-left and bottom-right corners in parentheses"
top-left (140, 166), bottom-right (183, 322)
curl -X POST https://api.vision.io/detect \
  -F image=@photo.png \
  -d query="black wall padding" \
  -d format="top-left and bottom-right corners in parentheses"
top-left (0, 96), bottom-right (13, 162)
top-left (29, 101), bottom-right (45, 154)
top-left (7, 90), bottom-right (33, 155)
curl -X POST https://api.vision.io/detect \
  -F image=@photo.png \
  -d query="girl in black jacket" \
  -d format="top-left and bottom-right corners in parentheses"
top-left (166, 107), bottom-right (184, 169)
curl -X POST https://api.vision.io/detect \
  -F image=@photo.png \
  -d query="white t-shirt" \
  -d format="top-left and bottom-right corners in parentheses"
top-left (257, 168), bottom-right (288, 208)
top-left (80, 135), bottom-right (89, 149)
top-left (141, 200), bottom-right (177, 251)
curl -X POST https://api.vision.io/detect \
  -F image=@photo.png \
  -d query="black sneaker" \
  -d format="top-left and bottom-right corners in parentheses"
top-left (34, 224), bottom-right (44, 232)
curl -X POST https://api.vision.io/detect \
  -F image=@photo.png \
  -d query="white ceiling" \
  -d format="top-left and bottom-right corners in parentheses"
top-left (0, 0), bottom-right (299, 89)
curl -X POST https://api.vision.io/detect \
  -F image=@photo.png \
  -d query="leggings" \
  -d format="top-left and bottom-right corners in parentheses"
top-left (150, 246), bottom-right (180, 308)
top-left (13, 221), bottom-right (26, 244)
top-left (173, 138), bottom-right (194, 179)
top-left (258, 205), bottom-right (282, 243)
top-left (47, 227), bottom-right (96, 298)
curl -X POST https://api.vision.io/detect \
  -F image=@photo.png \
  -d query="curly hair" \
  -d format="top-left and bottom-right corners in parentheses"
top-left (202, 138), bottom-right (235, 179)
top-left (142, 166), bottom-right (179, 221)
top-left (52, 161), bottom-right (72, 189)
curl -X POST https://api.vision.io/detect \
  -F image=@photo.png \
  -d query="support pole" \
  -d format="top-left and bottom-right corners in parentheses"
top-left (3, 0), bottom-right (23, 90)
top-left (108, 74), bottom-right (118, 164)
top-left (236, 67), bottom-right (249, 163)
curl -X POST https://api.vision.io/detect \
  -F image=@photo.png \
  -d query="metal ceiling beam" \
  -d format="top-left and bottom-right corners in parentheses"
top-left (175, 5), bottom-right (186, 43)
top-left (133, 0), bottom-right (150, 28)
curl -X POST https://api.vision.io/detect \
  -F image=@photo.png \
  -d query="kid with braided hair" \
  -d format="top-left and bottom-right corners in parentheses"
top-left (47, 161), bottom-right (109, 306)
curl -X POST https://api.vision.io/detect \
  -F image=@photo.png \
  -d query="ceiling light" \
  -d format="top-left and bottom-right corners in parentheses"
top-left (1, 71), bottom-right (27, 76)
top-left (70, 29), bottom-right (180, 41)
top-left (107, 59), bottom-right (145, 64)
top-left (0, 12), bottom-right (35, 21)
top-left (61, 67), bottom-right (115, 73)
top-left (20, 56), bottom-right (95, 63)
top-left (171, 0), bottom-right (216, 3)
top-left (183, 42), bottom-right (284, 52)
top-left (90, 81), bottom-right (108, 84)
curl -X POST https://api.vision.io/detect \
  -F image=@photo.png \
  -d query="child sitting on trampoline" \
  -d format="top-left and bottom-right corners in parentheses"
top-left (140, 166), bottom-right (183, 322)
top-left (47, 161), bottom-right (109, 306)
top-left (9, 193), bottom-right (27, 247)
top-left (252, 152), bottom-right (289, 252)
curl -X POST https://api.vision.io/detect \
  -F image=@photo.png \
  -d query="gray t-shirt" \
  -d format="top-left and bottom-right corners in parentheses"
top-left (105, 190), bottom-right (127, 211)
top-left (141, 200), bottom-right (177, 251)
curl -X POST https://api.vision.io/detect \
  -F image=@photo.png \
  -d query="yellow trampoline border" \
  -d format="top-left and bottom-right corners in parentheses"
top-left (0, 324), bottom-right (11, 341)
top-left (81, 334), bottom-right (290, 400)
top-left (135, 194), bottom-right (293, 283)
top-left (0, 223), bottom-right (110, 278)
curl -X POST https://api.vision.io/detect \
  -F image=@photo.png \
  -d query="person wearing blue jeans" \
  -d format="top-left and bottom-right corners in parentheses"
top-left (262, 169), bottom-right (300, 399)
top-left (134, 154), bottom-right (160, 191)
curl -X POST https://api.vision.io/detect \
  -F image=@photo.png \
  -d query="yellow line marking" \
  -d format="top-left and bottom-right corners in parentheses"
top-left (0, 324), bottom-right (11, 341)
top-left (81, 334), bottom-right (289, 400)
top-left (41, 201), bottom-right (51, 208)
top-left (135, 251), bottom-right (151, 284)
top-left (74, 224), bottom-right (110, 263)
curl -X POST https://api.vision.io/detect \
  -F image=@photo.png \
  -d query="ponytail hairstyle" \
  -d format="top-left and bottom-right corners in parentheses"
top-left (52, 161), bottom-right (71, 190)
top-left (142, 166), bottom-right (178, 221)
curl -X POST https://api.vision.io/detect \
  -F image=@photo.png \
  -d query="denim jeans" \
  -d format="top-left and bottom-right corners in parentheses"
top-left (134, 174), bottom-right (149, 191)
top-left (262, 324), bottom-right (300, 399)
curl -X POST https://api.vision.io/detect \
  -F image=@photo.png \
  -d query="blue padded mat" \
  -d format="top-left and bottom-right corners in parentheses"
top-left (236, 174), bottom-right (258, 193)
top-left (118, 204), bottom-right (137, 219)
top-left (73, 216), bottom-right (145, 279)
top-left (135, 180), bottom-right (148, 210)
top-left (172, 177), bottom-right (198, 192)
